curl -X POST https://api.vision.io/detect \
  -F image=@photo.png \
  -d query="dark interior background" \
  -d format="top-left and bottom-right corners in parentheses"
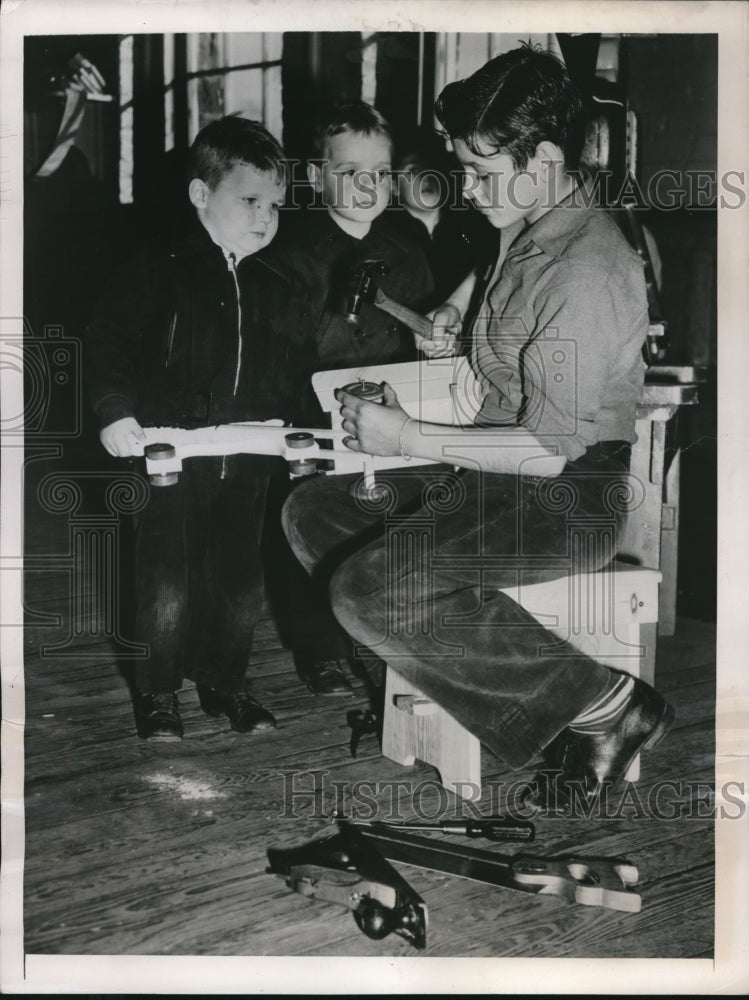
top-left (22, 31), bottom-right (718, 622)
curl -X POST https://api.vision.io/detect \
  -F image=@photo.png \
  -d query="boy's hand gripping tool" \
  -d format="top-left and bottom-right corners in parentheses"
top-left (345, 258), bottom-right (435, 350)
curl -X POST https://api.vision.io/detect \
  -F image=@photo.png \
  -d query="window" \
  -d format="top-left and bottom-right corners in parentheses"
top-left (166, 32), bottom-right (284, 149)
top-left (118, 32), bottom-right (284, 205)
top-left (118, 34), bottom-right (134, 204)
top-left (361, 33), bottom-right (378, 105)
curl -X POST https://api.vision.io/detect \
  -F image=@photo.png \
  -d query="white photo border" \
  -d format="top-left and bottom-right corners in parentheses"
top-left (2, 0), bottom-right (747, 993)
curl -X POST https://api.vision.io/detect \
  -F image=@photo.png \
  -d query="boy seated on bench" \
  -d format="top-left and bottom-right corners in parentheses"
top-left (282, 44), bottom-right (674, 808)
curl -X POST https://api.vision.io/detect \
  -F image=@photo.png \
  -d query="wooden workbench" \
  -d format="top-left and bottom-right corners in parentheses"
top-left (618, 368), bottom-right (702, 635)
top-left (314, 359), bottom-right (702, 638)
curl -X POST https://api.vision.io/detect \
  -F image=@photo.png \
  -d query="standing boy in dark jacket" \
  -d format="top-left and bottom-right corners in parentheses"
top-left (267, 101), bottom-right (447, 695)
top-left (387, 125), bottom-right (497, 311)
top-left (278, 101), bottom-right (435, 387)
top-left (87, 115), bottom-right (304, 740)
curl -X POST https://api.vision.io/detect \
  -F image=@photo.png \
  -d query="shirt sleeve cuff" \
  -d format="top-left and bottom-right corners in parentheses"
top-left (94, 394), bottom-right (136, 429)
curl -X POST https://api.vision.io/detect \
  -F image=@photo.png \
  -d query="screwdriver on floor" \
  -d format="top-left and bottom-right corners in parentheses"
top-left (335, 815), bottom-right (535, 843)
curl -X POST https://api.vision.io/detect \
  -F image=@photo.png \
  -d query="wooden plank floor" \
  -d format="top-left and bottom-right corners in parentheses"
top-left (19, 451), bottom-right (715, 959)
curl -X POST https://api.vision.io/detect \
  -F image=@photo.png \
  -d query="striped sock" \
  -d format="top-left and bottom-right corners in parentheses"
top-left (569, 674), bottom-right (635, 735)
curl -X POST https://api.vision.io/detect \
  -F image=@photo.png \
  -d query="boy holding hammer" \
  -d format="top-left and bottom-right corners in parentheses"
top-left (268, 100), bottom-right (450, 695)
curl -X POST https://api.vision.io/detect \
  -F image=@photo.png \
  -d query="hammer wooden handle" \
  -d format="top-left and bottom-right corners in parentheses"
top-left (372, 288), bottom-right (434, 346)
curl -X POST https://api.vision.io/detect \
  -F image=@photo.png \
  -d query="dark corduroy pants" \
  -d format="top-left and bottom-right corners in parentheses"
top-left (282, 444), bottom-right (633, 767)
top-left (134, 455), bottom-right (269, 696)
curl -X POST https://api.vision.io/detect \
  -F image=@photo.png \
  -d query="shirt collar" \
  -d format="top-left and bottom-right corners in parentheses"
top-left (305, 208), bottom-right (356, 250)
top-left (304, 208), bottom-right (399, 251)
top-left (512, 188), bottom-right (592, 260)
top-left (176, 221), bottom-right (287, 280)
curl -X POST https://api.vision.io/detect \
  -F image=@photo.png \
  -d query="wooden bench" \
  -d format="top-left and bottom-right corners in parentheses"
top-left (312, 359), bottom-right (669, 798)
top-left (382, 561), bottom-right (661, 800)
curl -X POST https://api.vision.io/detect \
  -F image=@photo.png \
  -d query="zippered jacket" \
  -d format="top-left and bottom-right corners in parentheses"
top-left (85, 219), bottom-right (315, 429)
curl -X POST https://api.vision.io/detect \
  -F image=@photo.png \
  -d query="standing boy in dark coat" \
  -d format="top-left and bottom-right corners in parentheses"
top-left (86, 115), bottom-right (304, 740)
top-left (268, 101), bottom-right (447, 695)
top-left (279, 101), bottom-right (435, 384)
top-left (387, 125), bottom-right (497, 311)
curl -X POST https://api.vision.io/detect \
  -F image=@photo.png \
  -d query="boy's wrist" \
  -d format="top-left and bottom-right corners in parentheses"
top-left (444, 270), bottom-right (477, 317)
top-left (95, 393), bottom-right (137, 429)
top-left (399, 416), bottom-right (421, 461)
top-left (398, 415), bottom-right (414, 460)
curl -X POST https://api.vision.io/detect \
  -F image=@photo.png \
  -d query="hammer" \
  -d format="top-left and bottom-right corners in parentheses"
top-left (345, 259), bottom-right (435, 350)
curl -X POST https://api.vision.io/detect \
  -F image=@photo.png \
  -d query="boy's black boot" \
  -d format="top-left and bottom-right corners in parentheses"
top-left (197, 684), bottom-right (277, 733)
top-left (295, 656), bottom-right (353, 695)
top-left (137, 692), bottom-right (183, 741)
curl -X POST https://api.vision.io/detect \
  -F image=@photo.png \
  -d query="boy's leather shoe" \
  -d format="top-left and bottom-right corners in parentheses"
top-left (197, 684), bottom-right (276, 733)
top-left (138, 692), bottom-right (183, 741)
top-left (296, 657), bottom-right (353, 695)
top-left (529, 678), bottom-right (675, 811)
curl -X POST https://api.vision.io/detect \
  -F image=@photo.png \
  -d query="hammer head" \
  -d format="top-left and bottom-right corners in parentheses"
top-left (345, 259), bottom-right (387, 326)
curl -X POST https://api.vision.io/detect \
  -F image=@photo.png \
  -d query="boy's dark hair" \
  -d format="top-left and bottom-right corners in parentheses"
top-left (394, 124), bottom-right (451, 171)
top-left (434, 43), bottom-right (583, 169)
top-left (312, 100), bottom-right (394, 161)
top-left (188, 113), bottom-right (287, 190)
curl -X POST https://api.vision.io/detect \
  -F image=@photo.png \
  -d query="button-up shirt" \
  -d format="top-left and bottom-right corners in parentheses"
top-left (471, 194), bottom-right (648, 461)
